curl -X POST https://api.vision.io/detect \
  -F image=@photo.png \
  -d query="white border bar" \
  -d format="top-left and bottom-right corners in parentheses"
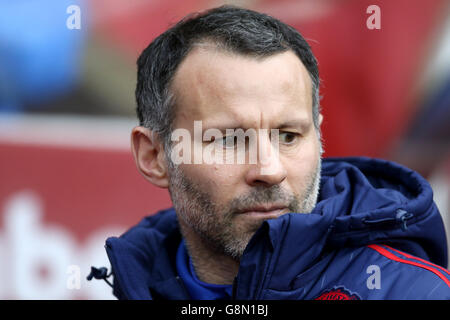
top-left (0, 114), bottom-right (138, 151)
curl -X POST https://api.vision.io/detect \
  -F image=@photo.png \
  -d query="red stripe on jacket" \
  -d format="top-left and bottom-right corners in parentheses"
top-left (380, 244), bottom-right (450, 276)
top-left (367, 244), bottom-right (450, 288)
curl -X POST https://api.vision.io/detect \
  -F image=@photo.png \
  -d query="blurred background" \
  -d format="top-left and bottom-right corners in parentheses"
top-left (0, 0), bottom-right (449, 299)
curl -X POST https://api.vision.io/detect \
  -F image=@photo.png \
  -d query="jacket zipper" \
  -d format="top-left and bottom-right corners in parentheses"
top-left (175, 275), bottom-right (192, 299)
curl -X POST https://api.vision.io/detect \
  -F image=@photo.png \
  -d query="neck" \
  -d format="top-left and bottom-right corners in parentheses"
top-left (179, 219), bottom-right (239, 285)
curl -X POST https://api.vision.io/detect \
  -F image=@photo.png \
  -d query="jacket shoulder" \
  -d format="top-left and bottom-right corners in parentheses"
top-left (363, 244), bottom-right (450, 299)
top-left (312, 245), bottom-right (450, 300)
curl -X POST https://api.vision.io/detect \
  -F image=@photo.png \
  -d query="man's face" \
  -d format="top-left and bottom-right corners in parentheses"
top-left (167, 46), bottom-right (322, 260)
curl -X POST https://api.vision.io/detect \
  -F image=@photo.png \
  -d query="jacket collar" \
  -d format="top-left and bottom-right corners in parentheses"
top-left (106, 209), bottom-right (190, 299)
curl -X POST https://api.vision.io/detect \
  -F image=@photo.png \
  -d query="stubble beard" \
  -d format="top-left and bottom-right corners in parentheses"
top-left (167, 155), bottom-right (322, 262)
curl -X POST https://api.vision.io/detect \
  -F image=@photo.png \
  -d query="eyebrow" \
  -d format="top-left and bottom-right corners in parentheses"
top-left (202, 117), bottom-right (311, 132)
top-left (276, 118), bottom-right (312, 130)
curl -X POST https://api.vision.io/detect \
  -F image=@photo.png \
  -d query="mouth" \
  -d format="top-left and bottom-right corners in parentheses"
top-left (237, 205), bottom-right (289, 219)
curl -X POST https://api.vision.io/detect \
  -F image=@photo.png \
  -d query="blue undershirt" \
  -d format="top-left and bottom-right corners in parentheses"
top-left (176, 239), bottom-right (233, 300)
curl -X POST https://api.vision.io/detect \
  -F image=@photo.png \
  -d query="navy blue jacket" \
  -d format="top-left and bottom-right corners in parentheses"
top-left (100, 157), bottom-right (450, 299)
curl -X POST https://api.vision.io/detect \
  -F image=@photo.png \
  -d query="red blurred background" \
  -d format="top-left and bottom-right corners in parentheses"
top-left (0, 0), bottom-right (449, 299)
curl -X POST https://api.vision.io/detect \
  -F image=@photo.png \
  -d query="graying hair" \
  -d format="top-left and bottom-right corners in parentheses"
top-left (136, 5), bottom-right (321, 153)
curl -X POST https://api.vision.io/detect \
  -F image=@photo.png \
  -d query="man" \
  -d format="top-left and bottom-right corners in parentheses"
top-left (89, 6), bottom-right (450, 299)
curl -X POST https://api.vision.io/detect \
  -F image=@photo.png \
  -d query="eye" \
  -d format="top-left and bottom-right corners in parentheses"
top-left (216, 135), bottom-right (237, 148)
top-left (279, 131), bottom-right (299, 144)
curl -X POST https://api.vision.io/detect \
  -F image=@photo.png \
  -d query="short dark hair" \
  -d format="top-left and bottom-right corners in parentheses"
top-left (136, 5), bottom-right (320, 149)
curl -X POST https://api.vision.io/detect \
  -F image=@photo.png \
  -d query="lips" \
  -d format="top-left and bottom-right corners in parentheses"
top-left (237, 205), bottom-right (288, 218)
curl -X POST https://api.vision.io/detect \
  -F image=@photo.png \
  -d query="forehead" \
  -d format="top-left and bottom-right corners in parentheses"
top-left (171, 46), bottom-right (313, 128)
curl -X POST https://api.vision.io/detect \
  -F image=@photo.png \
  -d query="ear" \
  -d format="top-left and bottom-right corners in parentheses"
top-left (318, 113), bottom-right (323, 126)
top-left (131, 126), bottom-right (169, 188)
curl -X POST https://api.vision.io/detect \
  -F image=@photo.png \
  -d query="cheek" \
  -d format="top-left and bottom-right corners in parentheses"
top-left (181, 164), bottom-right (242, 198)
top-left (284, 139), bottom-right (320, 191)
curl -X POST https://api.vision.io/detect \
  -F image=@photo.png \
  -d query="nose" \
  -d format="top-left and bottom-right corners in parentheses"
top-left (244, 131), bottom-right (287, 187)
